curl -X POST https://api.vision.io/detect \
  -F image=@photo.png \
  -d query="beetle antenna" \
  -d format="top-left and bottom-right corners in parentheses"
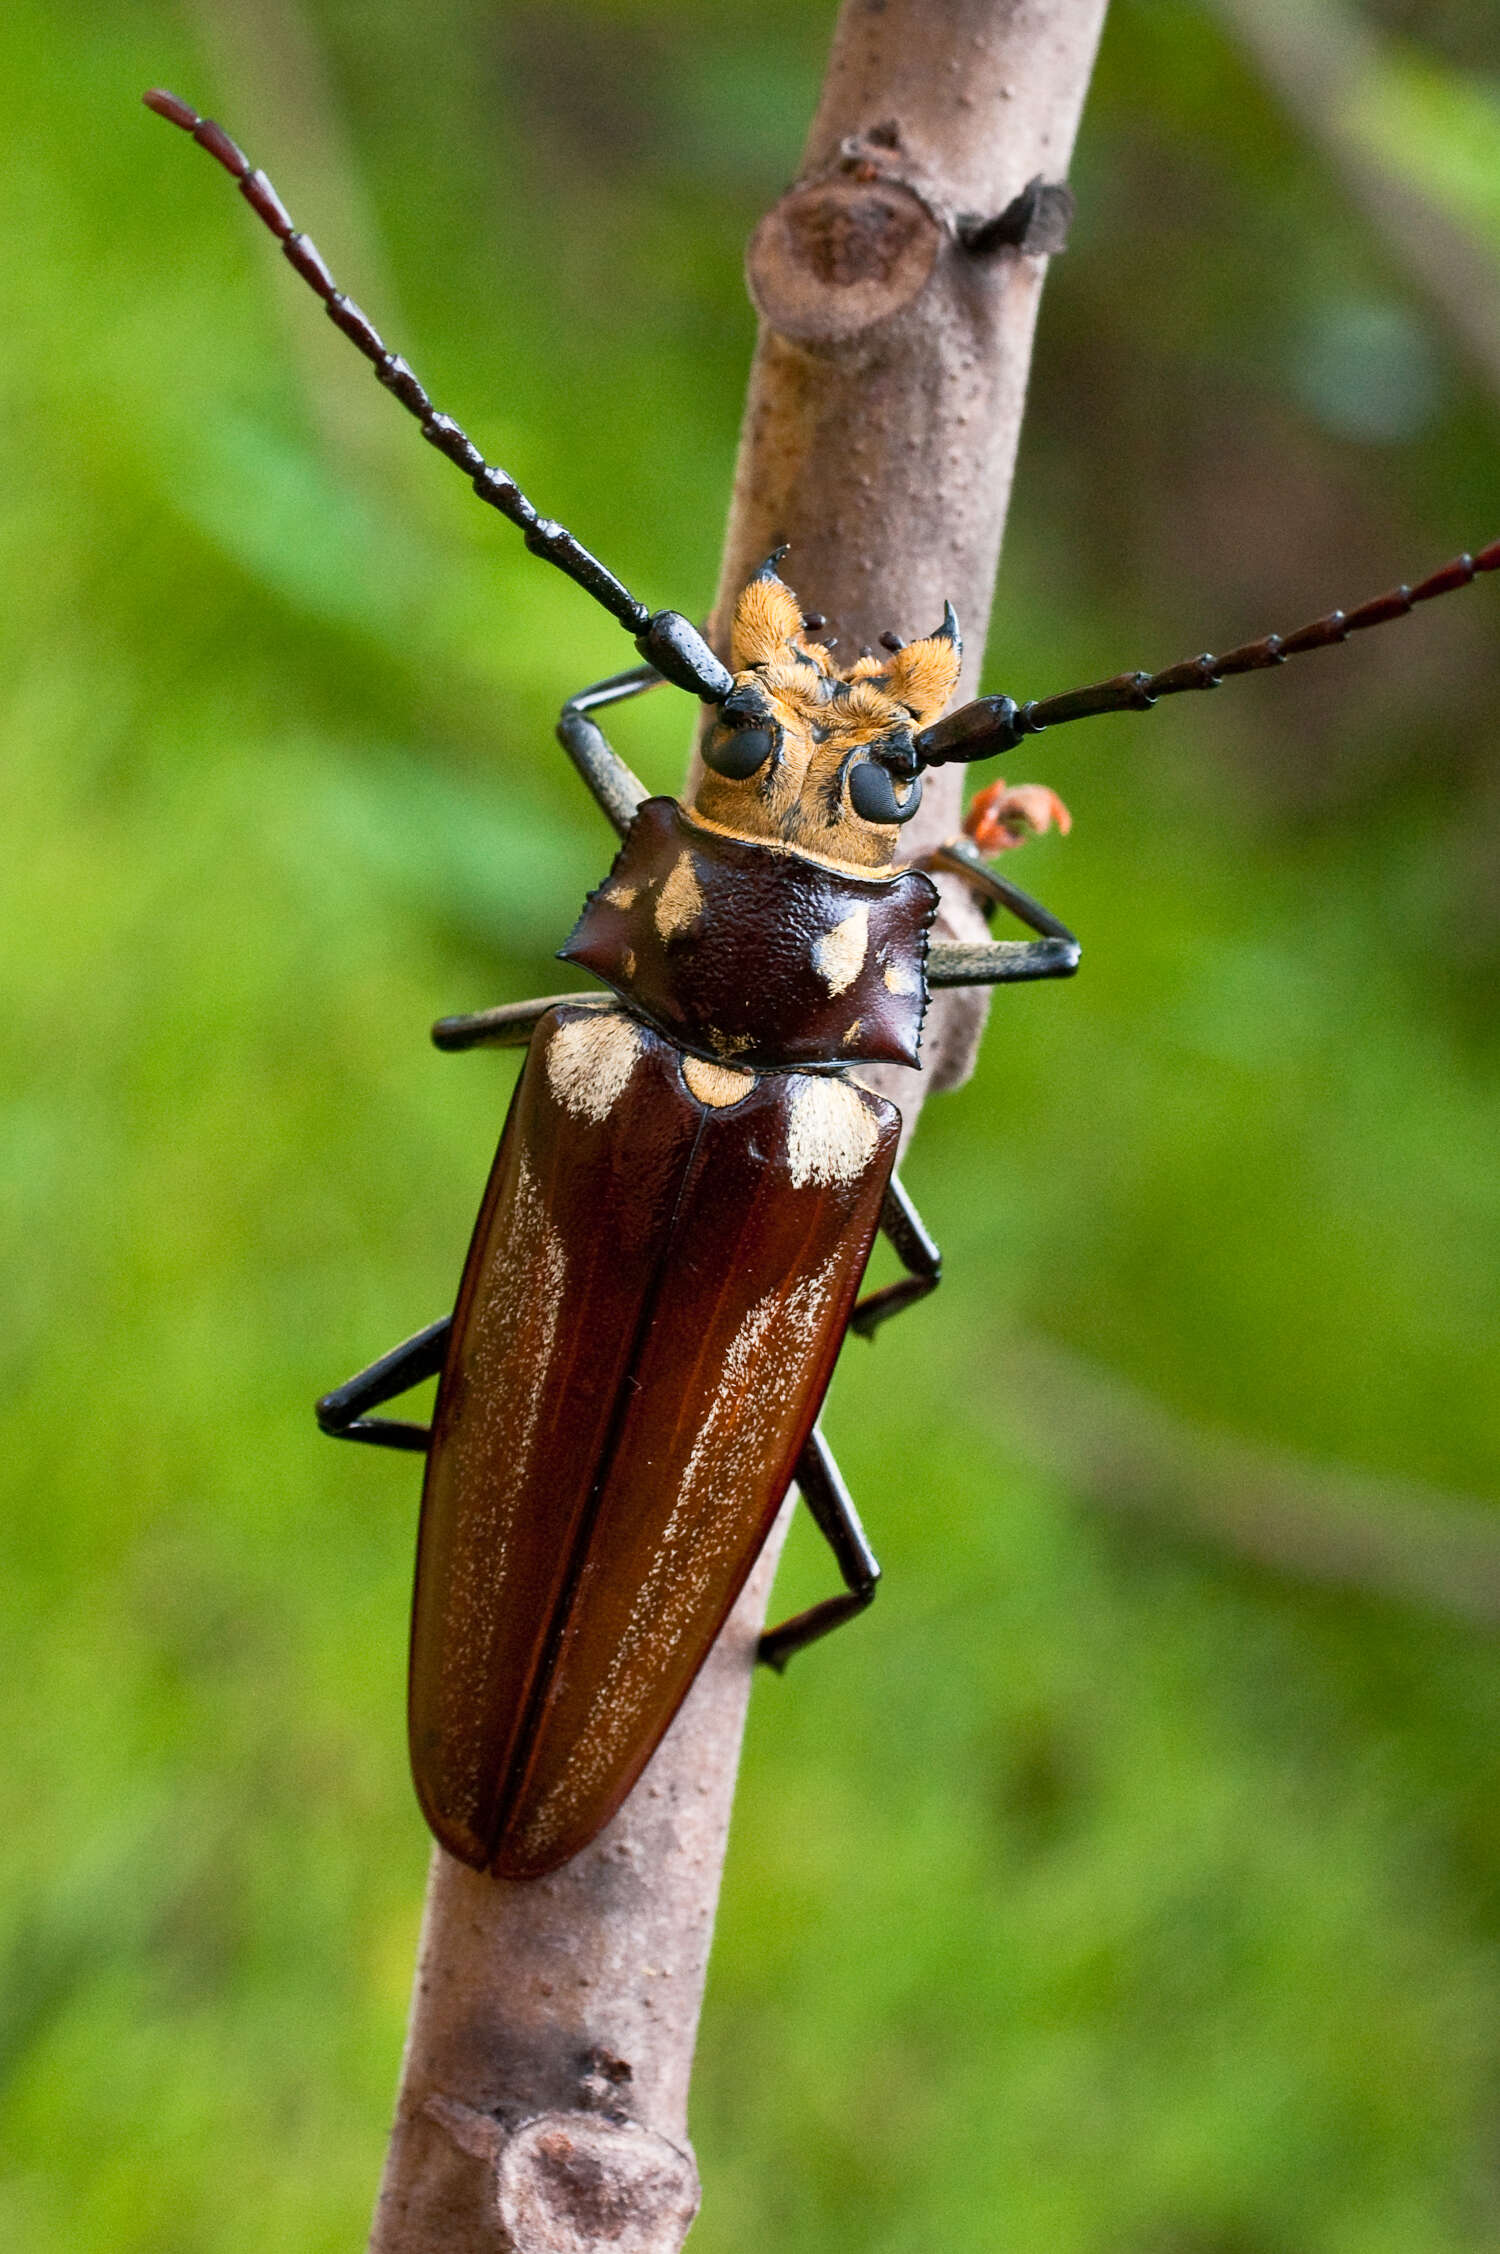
top-left (916, 540), bottom-right (1500, 766)
top-left (142, 89), bottom-right (732, 702)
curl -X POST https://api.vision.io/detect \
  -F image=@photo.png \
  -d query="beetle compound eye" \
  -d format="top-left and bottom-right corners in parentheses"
top-left (849, 760), bottom-right (924, 825)
top-left (704, 723), bottom-right (775, 780)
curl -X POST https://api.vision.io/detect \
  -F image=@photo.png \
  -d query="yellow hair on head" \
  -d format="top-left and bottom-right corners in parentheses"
top-left (841, 679), bottom-right (897, 729)
top-left (731, 573), bottom-right (806, 670)
top-left (883, 629), bottom-right (962, 726)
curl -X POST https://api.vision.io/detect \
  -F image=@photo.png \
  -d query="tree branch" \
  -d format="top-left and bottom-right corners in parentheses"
top-left (368, 5), bottom-right (1109, 2247)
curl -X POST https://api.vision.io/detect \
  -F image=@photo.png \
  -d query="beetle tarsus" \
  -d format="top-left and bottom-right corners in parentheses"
top-left (316, 1315), bottom-right (452, 1453)
top-left (758, 1429), bottom-right (880, 1671)
top-left (321, 1414), bottom-right (432, 1452)
top-left (852, 1175), bottom-right (941, 1340)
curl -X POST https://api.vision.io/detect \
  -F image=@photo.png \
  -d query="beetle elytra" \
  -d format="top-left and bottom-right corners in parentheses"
top-left (146, 87), bottom-right (1500, 1880)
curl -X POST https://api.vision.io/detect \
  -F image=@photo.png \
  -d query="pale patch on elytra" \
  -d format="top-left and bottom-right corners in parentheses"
top-left (883, 957), bottom-right (919, 996)
top-left (437, 1154), bottom-right (566, 1807)
top-left (682, 1056), bottom-right (755, 1109)
top-left (654, 852), bottom-right (704, 940)
top-left (544, 1011), bottom-right (643, 1124)
top-left (516, 1255), bottom-right (841, 1864)
top-left (786, 1075), bottom-right (880, 1188)
top-left (811, 905), bottom-right (869, 996)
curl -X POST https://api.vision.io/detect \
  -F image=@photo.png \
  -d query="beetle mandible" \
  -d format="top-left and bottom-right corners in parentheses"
top-left (145, 88), bottom-right (1500, 1880)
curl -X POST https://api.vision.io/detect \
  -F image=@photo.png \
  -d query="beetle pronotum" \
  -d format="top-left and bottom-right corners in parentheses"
top-left (146, 86), bottom-right (1500, 1881)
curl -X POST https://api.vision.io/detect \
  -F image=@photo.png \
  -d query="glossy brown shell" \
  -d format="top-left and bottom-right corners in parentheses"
top-left (410, 1004), bottom-right (899, 1878)
top-left (559, 797), bottom-right (938, 1070)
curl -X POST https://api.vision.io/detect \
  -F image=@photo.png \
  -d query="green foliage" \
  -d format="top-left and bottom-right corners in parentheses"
top-left (6, 0), bottom-right (1500, 2246)
top-left (1347, 42), bottom-right (1500, 250)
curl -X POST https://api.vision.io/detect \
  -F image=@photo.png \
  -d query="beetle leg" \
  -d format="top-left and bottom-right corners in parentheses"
top-left (927, 935), bottom-right (1080, 984)
top-left (758, 1428), bottom-right (880, 1672)
top-left (556, 663), bottom-right (664, 837)
top-left (917, 846), bottom-right (1081, 986)
top-left (316, 1315), bottom-right (451, 1452)
top-left (432, 991), bottom-right (613, 1053)
top-left (850, 1174), bottom-right (941, 1339)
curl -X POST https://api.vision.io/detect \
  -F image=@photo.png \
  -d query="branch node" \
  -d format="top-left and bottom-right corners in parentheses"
top-left (421, 2091), bottom-right (505, 2166)
top-left (960, 176), bottom-right (1075, 257)
top-left (496, 2115), bottom-right (700, 2254)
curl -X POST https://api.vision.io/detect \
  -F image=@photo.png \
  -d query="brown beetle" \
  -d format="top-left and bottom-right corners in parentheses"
top-left (318, 557), bottom-right (1084, 1880)
top-left (147, 87), bottom-right (1500, 1878)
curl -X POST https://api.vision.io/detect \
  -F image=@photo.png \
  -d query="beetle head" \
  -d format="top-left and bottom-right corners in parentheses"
top-left (692, 555), bottom-right (962, 871)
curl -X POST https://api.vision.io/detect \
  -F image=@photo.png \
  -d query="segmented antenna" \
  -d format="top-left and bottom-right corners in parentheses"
top-left (918, 541), bottom-right (1500, 766)
top-left (142, 90), bottom-right (732, 701)
top-left (1027, 544), bottom-right (1500, 731)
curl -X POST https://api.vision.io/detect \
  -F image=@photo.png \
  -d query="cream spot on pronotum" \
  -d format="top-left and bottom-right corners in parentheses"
top-left (654, 852), bottom-right (704, 940)
top-left (883, 957), bottom-right (919, 996)
top-left (842, 1019), bottom-right (863, 1047)
top-left (544, 1011), bottom-right (643, 1124)
top-left (601, 881), bottom-right (638, 909)
top-left (811, 905), bottom-right (869, 996)
top-left (785, 1074), bottom-right (880, 1188)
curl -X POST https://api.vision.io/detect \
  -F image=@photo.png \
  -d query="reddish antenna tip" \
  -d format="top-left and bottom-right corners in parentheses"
top-left (143, 88), bottom-right (197, 128)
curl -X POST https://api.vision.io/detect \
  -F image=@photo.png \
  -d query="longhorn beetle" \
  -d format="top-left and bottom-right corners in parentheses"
top-left (146, 88), bottom-right (1500, 1880)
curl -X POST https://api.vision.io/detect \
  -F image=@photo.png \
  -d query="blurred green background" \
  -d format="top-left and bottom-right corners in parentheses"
top-left (6, 0), bottom-right (1500, 2246)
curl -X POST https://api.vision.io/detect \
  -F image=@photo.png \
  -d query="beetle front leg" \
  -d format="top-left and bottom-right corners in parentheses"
top-left (316, 1315), bottom-right (452, 1452)
top-left (758, 1427), bottom-right (880, 1673)
top-left (923, 850), bottom-right (1081, 987)
top-left (556, 662), bottom-right (665, 837)
top-left (851, 1174), bottom-right (941, 1340)
top-left (927, 935), bottom-right (1080, 985)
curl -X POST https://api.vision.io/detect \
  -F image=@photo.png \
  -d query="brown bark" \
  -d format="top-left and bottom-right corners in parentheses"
top-left (369, 4), bottom-right (1109, 2247)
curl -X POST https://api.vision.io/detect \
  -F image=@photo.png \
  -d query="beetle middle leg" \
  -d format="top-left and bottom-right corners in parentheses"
top-left (316, 1315), bottom-right (451, 1452)
top-left (851, 1174), bottom-right (942, 1340)
top-left (757, 1427), bottom-right (880, 1672)
top-left (431, 990), bottom-right (614, 1053)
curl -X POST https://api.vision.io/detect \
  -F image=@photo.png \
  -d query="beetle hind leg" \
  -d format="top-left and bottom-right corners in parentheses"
top-left (851, 1173), bottom-right (941, 1340)
top-left (316, 1315), bottom-right (452, 1453)
top-left (758, 1427), bottom-right (880, 1672)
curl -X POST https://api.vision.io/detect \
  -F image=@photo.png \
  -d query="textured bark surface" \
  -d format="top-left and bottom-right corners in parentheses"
top-left (368, 1537), bottom-right (783, 2252)
top-left (369, 3), bottom-right (1109, 2246)
top-left (712, 0), bottom-right (1109, 1113)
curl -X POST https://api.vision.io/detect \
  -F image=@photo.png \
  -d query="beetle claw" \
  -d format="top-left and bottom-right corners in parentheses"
top-left (962, 777), bottom-right (1073, 856)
